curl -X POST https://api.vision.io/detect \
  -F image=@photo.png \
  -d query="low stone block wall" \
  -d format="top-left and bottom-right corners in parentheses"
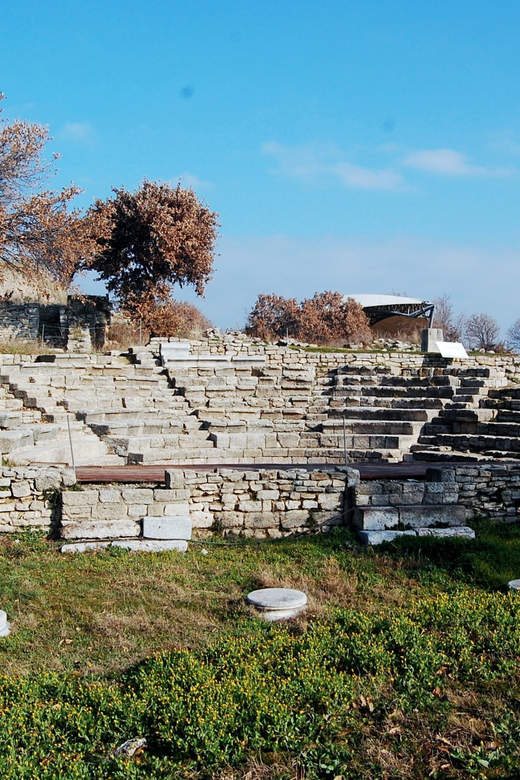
top-left (0, 466), bottom-right (75, 532)
top-left (60, 468), bottom-right (348, 541)
top-left (353, 476), bottom-right (459, 507)
top-left (442, 464), bottom-right (520, 521)
top-left (150, 334), bottom-right (520, 378)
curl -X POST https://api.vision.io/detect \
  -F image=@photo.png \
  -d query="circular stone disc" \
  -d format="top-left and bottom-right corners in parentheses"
top-left (246, 588), bottom-right (308, 611)
top-left (0, 610), bottom-right (8, 628)
top-left (508, 579), bottom-right (520, 590)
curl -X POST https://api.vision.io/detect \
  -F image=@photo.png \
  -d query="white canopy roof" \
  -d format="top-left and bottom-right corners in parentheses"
top-left (345, 294), bottom-right (430, 307)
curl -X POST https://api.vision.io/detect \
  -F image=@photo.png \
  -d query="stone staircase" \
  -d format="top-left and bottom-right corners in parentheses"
top-left (0, 360), bottom-right (116, 465)
top-left (348, 466), bottom-right (475, 545)
top-left (411, 369), bottom-right (513, 462)
top-left (0, 345), bottom-right (514, 469)
top-left (299, 366), bottom-right (465, 463)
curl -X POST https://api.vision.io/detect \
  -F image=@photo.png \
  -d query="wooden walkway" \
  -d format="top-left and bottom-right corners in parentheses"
top-left (75, 461), bottom-right (444, 484)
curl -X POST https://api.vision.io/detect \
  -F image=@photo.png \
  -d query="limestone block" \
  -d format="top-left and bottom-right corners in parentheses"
top-left (165, 470), bottom-right (185, 489)
top-left (238, 499), bottom-right (262, 512)
top-left (218, 469), bottom-right (245, 481)
top-left (154, 489), bottom-right (190, 502)
top-left (61, 541), bottom-right (112, 553)
top-left (11, 480), bottom-right (31, 498)
top-left (99, 489), bottom-right (121, 504)
top-left (257, 489), bottom-right (279, 500)
top-left (142, 515), bottom-right (192, 540)
top-left (398, 505), bottom-right (466, 529)
top-left (34, 470), bottom-right (63, 492)
top-left (162, 502), bottom-right (190, 516)
top-left (416, 526), bottom-right (475, 539)
top-left (122, 488), bottom-right (153, 504)
top-left (219, 511), bottom-right (244, 528)
top-left (281, 510), bottom-right (309, 529)
top-left (317, 494), bottom-right (341, 510)
top-left (247, 512), bottom-right (278, 529)
top-left (358, 530), bottom-right (416, 546)
top-left (62, 490), bottom-right (98, 506)
top-left (90, 505), bottom-right (128, 522)
top-left (353, 507), bottom-right (399, 531)
top-left (127, 504), bottom-right (149, 518)
top-left (0, 501), bottom-right (18, 514)
top-left (191, 510), bottom-right (213, 528)
top-left (113, 539), bottom-right (188, 552)
top-left (60, 518), bottom-right (140, 539)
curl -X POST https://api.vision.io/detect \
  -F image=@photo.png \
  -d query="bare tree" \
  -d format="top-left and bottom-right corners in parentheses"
top-left (507, 319), bottom-right (520, 352)
top-left (0, 94), bottom-right (92, 287)
top-left (464, 312), bottom-right (501, 351)
top-left (433, 294), bottom-right (465, 341)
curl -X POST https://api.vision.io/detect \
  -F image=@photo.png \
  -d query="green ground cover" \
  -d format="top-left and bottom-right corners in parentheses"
top-left (0, 523), bottom-right (519, 779)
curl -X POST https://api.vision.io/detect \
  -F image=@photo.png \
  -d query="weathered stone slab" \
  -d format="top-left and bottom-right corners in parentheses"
top-left (61, 541), bottom-right (112, 553)
top-left (60, 519), bottom-right (140, 539)
top-left (353, 506), bottom-right (399, 531)
top-left (398, 504), bottom-right (466, 528)
top-left (358, 530), bottom-right (416, 545)
top-left (112, 539), bottom-right (188, 552)
top-left (142, 515), bottom-right (192, 540)
top-left (416, 526), bottom-right (475, 539)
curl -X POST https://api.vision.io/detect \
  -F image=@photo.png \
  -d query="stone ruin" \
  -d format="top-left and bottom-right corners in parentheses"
top-left (0, 331), bottom-right (517, 547)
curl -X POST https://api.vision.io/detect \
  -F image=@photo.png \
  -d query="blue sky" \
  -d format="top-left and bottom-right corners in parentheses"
top-left (2, 0), bottom-right (520, 333)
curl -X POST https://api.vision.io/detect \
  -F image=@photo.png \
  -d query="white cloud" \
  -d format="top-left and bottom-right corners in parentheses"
top-left (60, 121), bottom-right (95, 144)
top-left (177, 172), bottom-right (212, 190)
top-left (404, 148), bottom-right (510, 177)
top-left (488, 131), bottom-right (520, 156)
top-left (263, 142), bottom-right (403, 191)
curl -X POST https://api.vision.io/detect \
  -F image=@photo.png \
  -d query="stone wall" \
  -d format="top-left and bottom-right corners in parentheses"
top-left (0, 466), bottom-right (75, 532)
top-left (151, 334), bottom-right (520, 378)
top-left (0, 297), bottom-right (111, 351)
top-left (437, 463), bottom-right (520, 522)
top-left (0, 304), bottom-right (40, 342)
top-left (60, 467), bottom-right (348, 541)
top-left (1, 462), bottom-right (520, 538)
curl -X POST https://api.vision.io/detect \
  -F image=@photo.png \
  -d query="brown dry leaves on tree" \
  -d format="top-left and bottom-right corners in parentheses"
top-left (0, 94), bottom-right (94, 288)
top-left (123, 289), bottom-right (211, 338)
top-left (86, 180), bottom-right (219, 316)
top-left (246, 291), bottom-right (372, 346)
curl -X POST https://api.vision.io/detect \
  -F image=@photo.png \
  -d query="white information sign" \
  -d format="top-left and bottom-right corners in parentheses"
top-left (436, 341), bottom-right (468, 359)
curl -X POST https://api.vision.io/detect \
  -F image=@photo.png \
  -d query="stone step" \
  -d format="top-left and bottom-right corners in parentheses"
top-left (426, 433), bottom-right (520, 452)
top-left (354, 503), bottom-right (466, 531)
top-left (303, 446), bottom-right (404, 463)
top-left (322, 419), bottom-right (422, 435)
top-left (359, 526), bottom-right (475, 545)
top-left (327, 407), bottom-right (432, 422)
top-left (331, 385), bottom-right (456, 399)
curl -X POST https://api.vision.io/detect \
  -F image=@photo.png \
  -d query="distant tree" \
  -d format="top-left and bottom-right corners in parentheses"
top-left (507, 318), bottom-right (520, 351)
top-left (298, 292), bottom-right (372, 345)
top-left (0, 94), bottom-right (92, 288)
top-left (86, 181), bottom-right (219, 317)
top-left (246, 291), bottom-right (372, 346)
top-left (464, 312), bottom-right (501, 351)
top-left (433, 294), bottom-right (465, 342)
top-left (245, 293), bottom-right (300, 341)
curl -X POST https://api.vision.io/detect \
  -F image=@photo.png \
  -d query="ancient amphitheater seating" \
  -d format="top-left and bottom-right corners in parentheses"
top-left (412, 382), bottom-right (520, 461)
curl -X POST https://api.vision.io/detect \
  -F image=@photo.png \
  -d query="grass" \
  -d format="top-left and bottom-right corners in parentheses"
top-left (0, 338), bottom-right (55, 355)
top-left (0, 524), bottom-right (520, 778)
